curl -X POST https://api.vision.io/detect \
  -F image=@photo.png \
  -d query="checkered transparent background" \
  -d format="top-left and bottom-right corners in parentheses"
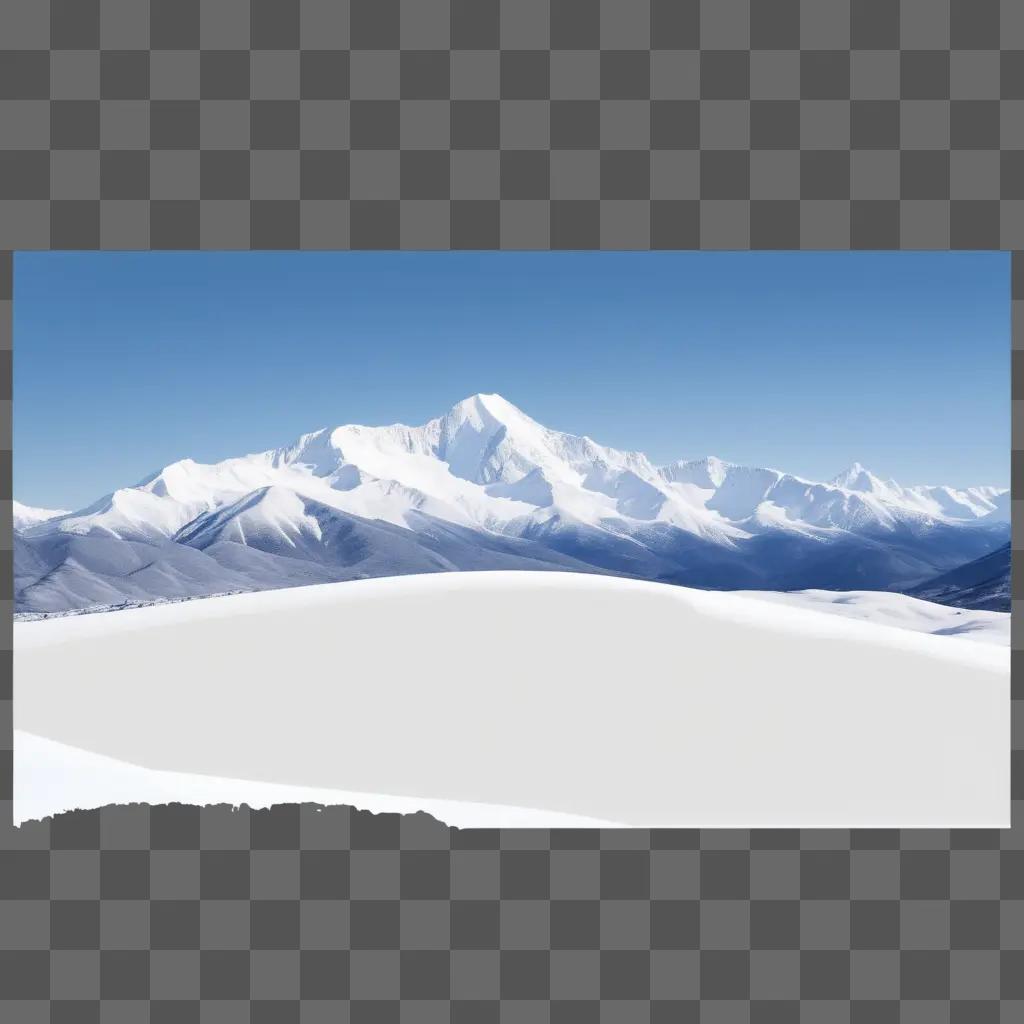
top-left (1, 1), bottom-right (1024, 1020)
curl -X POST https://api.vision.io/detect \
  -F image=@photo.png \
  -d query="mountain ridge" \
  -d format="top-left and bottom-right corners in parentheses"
top-left (15, 393), bottom-right (1010, 614)
top-left (909, 542), bottom-right (1011, 612)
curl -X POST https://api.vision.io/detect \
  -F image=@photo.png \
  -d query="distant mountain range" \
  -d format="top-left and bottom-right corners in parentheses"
top-left (14, 393), bottom-right (1010, 614)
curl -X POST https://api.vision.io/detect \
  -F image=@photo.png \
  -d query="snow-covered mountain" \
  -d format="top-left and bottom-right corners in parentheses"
top-left (13, 500), bottom-right (69, 532)
top-left (909, 542), bottom-right (1011, 612)
top-left (15, 393), bottom-right (1010, 614)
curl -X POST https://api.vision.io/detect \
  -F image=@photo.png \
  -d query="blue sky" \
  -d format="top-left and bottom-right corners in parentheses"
top-left (15, 251), bottom-right (1009, 510)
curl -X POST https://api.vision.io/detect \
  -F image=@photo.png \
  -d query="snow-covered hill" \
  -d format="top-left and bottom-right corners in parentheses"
top-left (741, 588), bottom-right (1009, 645)
top-left (14, 572), bottom-right (1009, 827)
top-left (15, 731), bottom-right (618, 828)
top-left (909, 542), bottom-right (1011, 612)
top-left (15, 393), bottom-right (1010, 614)
top-left (13, 500), bottom-right (69, 532)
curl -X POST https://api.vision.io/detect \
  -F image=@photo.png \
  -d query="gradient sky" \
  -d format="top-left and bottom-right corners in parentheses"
top-left (14, 251), bottom-right (1009, 511)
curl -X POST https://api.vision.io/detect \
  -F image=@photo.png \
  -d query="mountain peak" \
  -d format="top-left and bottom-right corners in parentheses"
top-left (13, 500), bottom-right (70, 532)
top-left (445, 392), bottom-right (522, 423)
top-left (16, 395), bottom-right (1013, 616)
top-left (831, 462), bottom-right (886, 493)
top-left (660, 455), bottom-right (730, 490)
top-left (436, 393), bottom-right (555, 485)
top-left (698, 455), bottom-right (729, 474)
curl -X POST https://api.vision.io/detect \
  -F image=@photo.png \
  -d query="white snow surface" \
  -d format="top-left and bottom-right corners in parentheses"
top-left (14, 732), bottom-right (619, 828)
top-left (13, 500), bottom-right (69, 531)
top-left (740, 589), bottom-right (1010, 645)
top-left (15, 571), bottom-right (1009, 828)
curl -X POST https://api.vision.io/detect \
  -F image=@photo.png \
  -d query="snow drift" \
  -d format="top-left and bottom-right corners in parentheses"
top-left (741, 588), bottom-right (1009, 645)
top-left (14, 732), bottom-right (617, 829)
top-left (15, 571), bottom-right (1009, 828)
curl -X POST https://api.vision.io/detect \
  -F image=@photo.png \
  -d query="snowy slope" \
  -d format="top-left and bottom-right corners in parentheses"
top-left (15, 731), bottom-right (619, 828)
top-left (741, 588), bottom-right (1009, 645)
top-left (15, 393), bottom-right (1010, 613)
top-left (13, 500), bottom-right (69, 532)
top-left (909, 542), bottom-right (1011, 612)
top-left (15, 571), bottom-right (1009, 827)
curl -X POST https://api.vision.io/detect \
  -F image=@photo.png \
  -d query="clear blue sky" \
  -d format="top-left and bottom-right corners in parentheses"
top-left (15, 251), bottom-right (1009, 510)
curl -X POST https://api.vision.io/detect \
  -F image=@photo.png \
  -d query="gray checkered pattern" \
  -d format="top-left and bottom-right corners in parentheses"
top-left (0, 0), bottom-right (1020, 249)
top-left (1, 1), bottom-right (1023, 1020)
